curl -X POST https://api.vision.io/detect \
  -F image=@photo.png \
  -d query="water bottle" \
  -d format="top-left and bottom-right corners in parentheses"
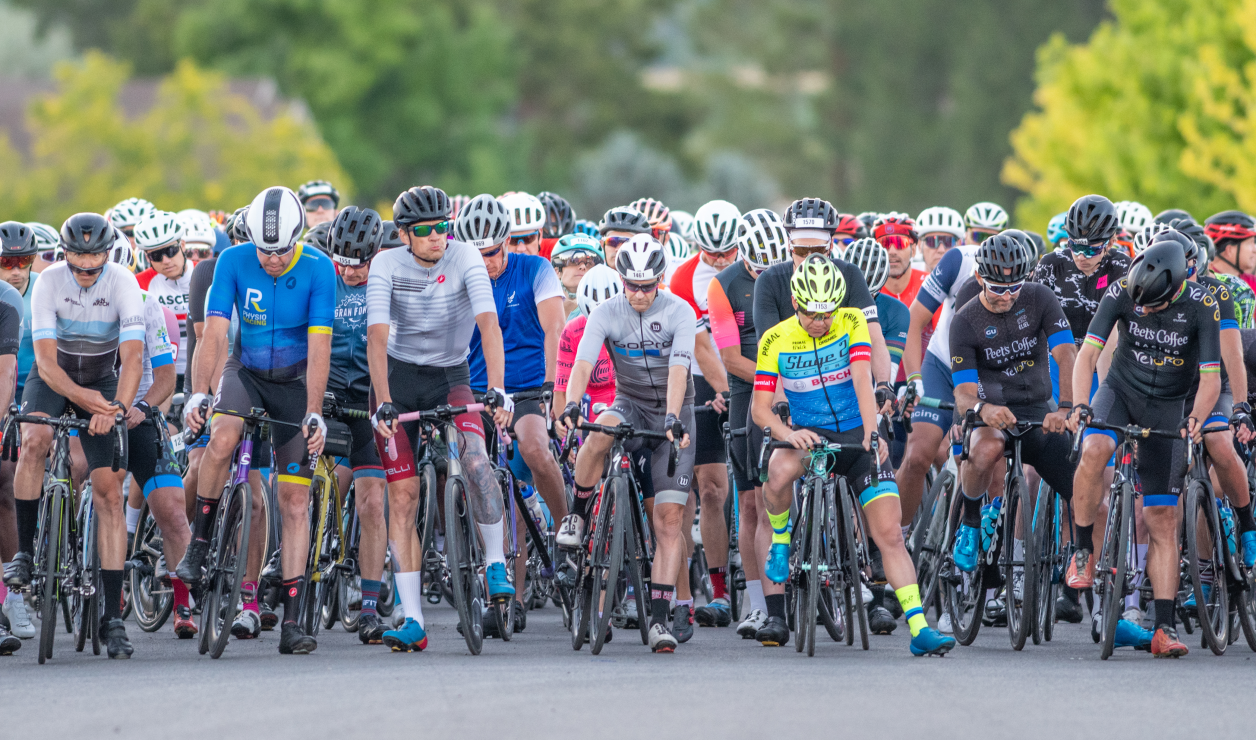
top-left (521, 485), bottom-right (547, 535)
top-left (1219, 501), bottom-right (1238, 555)
top-left (980, 496), bottom-right (1002, 560)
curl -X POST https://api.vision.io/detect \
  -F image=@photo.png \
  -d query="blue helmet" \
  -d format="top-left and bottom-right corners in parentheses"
top-left (1046, 212), bottom-right (1068, 246)
top-left (572, 219), bottom-right (600, 238)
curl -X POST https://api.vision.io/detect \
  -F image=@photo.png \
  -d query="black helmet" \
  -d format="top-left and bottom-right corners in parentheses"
top-left (393, 186), bottom-right (451, 225)
top-left (1166, 218), bottom-right (1206, 264)
top-left (226, 207), bottom-right (250, 244)
top-left (538, 191), bottom-right (575, 239)
top-left (1154, 208), bottom-right (1194, 225)
top-left (782, 197), bottom-right (839, 232)
top-left (976, 231), bottom-right (1035, 284)
top-left (330, 206), bottom-right (382, 266)
top-left (297, 179), bottom-right (340, 207)
top-left (599, 206), bottom-right (651, 235)
top-left (1065, 194), bottom-right (1119, 245)
top-left (378, 221), bottom-right (404, 250)
top-left (0, 221), bottom-right (36, 257)
top-left (60, 213), bottom-right (113, 254)
top-left (1126, 240), bottom-right (1188, 306)
top-left (1024, 230), bottom-right (1047, 258)
top-left (303, 222), bottom-right (332, 254)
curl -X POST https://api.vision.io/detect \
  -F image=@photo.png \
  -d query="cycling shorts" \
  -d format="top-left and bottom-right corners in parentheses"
top-left (1185, 387), bottom-right (1233, 429)
top-left (602, 398), bottom-right (695, 506)
top-left (794, 426), bottom-right (897, 508)
top-left (371, 359), bottom-right (482, 483)
top-left (214, 357), bottom-right (309, 486)
top-left (994, 404), bottom-right (1076, 501)
top-left (910, 353), bottom-right (956, 431)
top-left (1086, 381), bottom-right (1188, 507)
top-left (21, 369), bottom-right (126, 474)
top-left (692, 376), bottom-right (728, 467)
top-left (330, 390), bottom-right (384, 481)
top-left (127, 419), bottom-right (183, 497)
top-left (728, 387), bottom-right (757, 492)
top-left (479, 387), bottom-right (549, 487)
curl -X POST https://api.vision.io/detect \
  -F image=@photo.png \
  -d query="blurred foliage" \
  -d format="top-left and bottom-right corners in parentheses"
top-left (0, 2), bottom-right (75, 78)
top-left (0, 52), bottom-right (346, 224)
top-left (1005, 0), bottom-right (1253, 229)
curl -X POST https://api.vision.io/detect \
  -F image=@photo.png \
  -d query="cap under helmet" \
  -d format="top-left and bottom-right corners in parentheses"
top-left (783, 198), bottom-right (839, 232)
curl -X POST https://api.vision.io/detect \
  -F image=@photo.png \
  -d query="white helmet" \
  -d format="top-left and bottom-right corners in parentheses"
top-left (693, 199), bottom-right (742, 253)
top-left (843, 237), bottom-right (890, 295)
top-left (497, 192), bottom-right (546, 235)
top-left (964, 202), bottom-right (1009, 231)
top-left (454, 194), bottom-right (512, 248)
top-left (177, 211), bottom-right (218, 247)
top-left (1132, 222), bottom-right (1173, 255)
top-left (914, 206), bottom-right (965, 239)
top-left (670, 210), bottom-right (695, 244)
top-left (614, 234), bottom-right (667, 282)
top-left (133, 211), bottom-right (184, 250)
top-left (663, 232), bottom-right (691, 261)
top-left (27, 222), bottom-right (59, 252)
top-left (109, 197), bottom-right (156, 229)
top-left (245, 186), bottom-right (306, 253)
top-left (576, 264), bottom-right (624, 317)
top-left (108, 227), bottom-right (135, 269)
top-left (1115, 200), bottom-right (1153, 234)
top-left (737, 209), bottom-right (790, 272)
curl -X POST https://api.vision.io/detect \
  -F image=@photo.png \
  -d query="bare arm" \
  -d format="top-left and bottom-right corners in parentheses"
top-left (868, 324), bottom-right (890, 384)
top-left (0, 355), bottom-right (14, 416)
top-left (475, 312), bottom-right (505, 391)
top-left (1070, 342), bottom-right (1101, 423)
top-left (564, 360), bottom-right (594, 411)
top-left (192, 316), bottom-right (229, 396)
top-left (1051, 343), bottom-right (1077, 407)
top-left (114, 339), bottom-right (143, 409)
top-left (537, 296), bottom-right (565, 385)
top-left (144, 364), bottom-right (177, 408)
top-left (720, 346), bottom-right (756, 384)
top-left (693, 330), bottom-right (729, 393)
top-left (902, 301), bottom-right (934, 380)
top-left (1096, 326), bottom-right (1118, 381)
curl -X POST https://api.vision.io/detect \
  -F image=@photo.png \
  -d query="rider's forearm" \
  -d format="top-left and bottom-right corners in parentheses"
top-left (751, 390), bottom-right (791, 442)
top-left (666, 365), bottom-right (688, 417)
top-left (305, 333), bottom-right (332, 415)
top-left (1222, 328), bottom-right (1246, 403)
top-left (475, 312), bottom-right (505, 390)
top-left (193, 317), bottom-right (228, 396)
top-left (955, 382), bottom-right (980, 416)
top-left (869, 328), bottom-right (890, 385)
top-left (114, 339), bottom-right (143, 409)
top-left (1189, 372), bottom-right (1221, 424)
top-left (0, 355), bottom-right (15, 416)
top-left (693, 331), bottom-right (729, 393)
top-left (853, 362), bottom-right (878, 431)
top-left (564, 361), bottom-right (593, 407)
top-left (1071, 342), bottom-right (1100, 407)
top-left (538, 297), bottom-right (564, 385)
top-left (367, 324), bottom-right (391, 405)
top-left (144, 364), bottom-right (176, 408)
top-left (1052, 344), bottom-right (1077, 407)
top-left (720, 347), bottom-right (756, 384)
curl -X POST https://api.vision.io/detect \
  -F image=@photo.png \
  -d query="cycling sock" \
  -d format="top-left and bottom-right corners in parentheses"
top-left (1238, 503), bottom-right (1256, 534)
top-left (709, 567), bottom-right (727, 600)
top-left (650, 585), bottom-right (674, 626)
top-left (1075, 524), bottom-right (1094, 552)
top-left (101, 569), bottom-right (124, 622)
top-left (765, 593), bottom-right (786, 621)
top-left (675, 598), bottom-right (693, 610)
top-left (961, 494), bottom-right (983, 528)
top-left (1153, 598), bottom-right (1175, 630)
top-left (192, 496), bottom-right (220, 543)
top-left (768, 509), bottom-right (790, 545)
top-left (394, 570), bottom-right (424, 628)
top-left (171, 576), bottom-right (190, 609)
top-left (572, 483), bottom-right (596, 520)
top-left (125, 502), bottom-right (142, 534)
top-left (895, 584), bottom-right (928, 637)
top-left (478, 519), bottom-right (505, 565)
top-left (241, 580), bottom-right (259, 614)
top-left (746, 580), bottom-right (767, 613)
top-left (15, 498), bottom-right (39, 555)
top-left (361, 579), bottom-right (381, 617)
top-left (281, 576), bottom-right (304, 625)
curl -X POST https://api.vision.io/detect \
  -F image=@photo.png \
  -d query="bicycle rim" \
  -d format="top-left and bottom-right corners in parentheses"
top-left (1185, 481), bottom-right (1229, 654)
top-left (318, 488), bottom-right (343, 631)
top-left (1005, 477), bottom-right (1034, 650)
top-left (911, 468), bottom-right (951, 568)
top-left (209, 483), bottom-right (251, 659)
top-left (791, 484), bottom-right (812, 653)
top-left (132, 509), bottom-right (173, 632)
top-left (1098, 484), bottom-right (1130, 660)
top-left (630, 523), bottom-right (650, 646)
top-left (591, 479), bottom-right (625, 655)
top-left (73, 498), bottom-right (93, 653)
top-left (803, 480), bottom-right (825, 656)
top-left (838, 482), bottom-right (869, 650)
top-left (39, 490), bottom-right (63, 664)
top-left (446, 476), bottom-right (483, 655)
top-left (918, 473), bottom-right (955, 614)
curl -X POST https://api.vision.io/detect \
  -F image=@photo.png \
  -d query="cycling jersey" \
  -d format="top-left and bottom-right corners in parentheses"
top-left (576, 291), bottom-right (697, 407)
top-left (205, 243), bottom-right (336, 382)
top-left (30, 262), bottom-right (146, 385)
top-left (669, 253), bottom-right (722, 377)
top-left (754, 310), bottom-right (873, 433)
top-left (880, 268), bottom-right (926, 310)
top-left (135, 267), bottom-right (156, 290)
top-left (365, 240), bottom-right (496, 368)
top-left (1085, 279), bottom-right (1220, 401)
top-left (329, 274), bottom-right (370, 399)
top-left (136, 290), bottom-right (175, 400)
top-left (752, 257), bottom-right (878, 342)
top-left (146, 268), bottom-right (191, 374)
top-left (0, 288), bottom-right (21, 361)
top-left (877, 292), bottom-right (909, 379)
top-left (468, 252), bottom-right (563, 392)
top-left (709, 262), bottom-right (758, 392)
top-left (1030, 248), bottom-right (1130, 346)
top-left (15, 273), bottom-right (35, 400)
top-left (1212, 272), bottom-right (1255, 329)
top-left (916, 245), bottom-right (979, 366)
top-left (949, 283), bottom-right (1073, 409)
top-left (555, 315), bottom-right (615, 407)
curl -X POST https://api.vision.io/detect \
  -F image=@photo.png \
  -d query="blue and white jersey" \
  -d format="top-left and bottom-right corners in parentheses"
top-left (16, 272), bottom-right (37, 400)
top-left (137, 290), bottom-right (175, 400)
top-left (30, 262), bottom-right (145, 385)
top-left (468, 253), bottom-right (564, 392)
top-left (329, 275), bottom-right (370, 398)
top-left (915, 245), bottom-right (979, 366)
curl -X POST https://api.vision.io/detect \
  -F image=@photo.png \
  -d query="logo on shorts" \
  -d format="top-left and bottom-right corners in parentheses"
top-left (985, 326), bottom-right (997, 338)
top-left (676, 474), bottom-right (691, 488)
top-left (287, 463), bottom-right (300, 474)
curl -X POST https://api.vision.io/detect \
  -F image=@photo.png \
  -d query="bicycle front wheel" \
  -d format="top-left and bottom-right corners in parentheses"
top-left (1098, 482), bottom-right (1132, 660)
top-left (916, 469), bottom-right (956, 614)
top-left (205, 482), bottom-right (251, 659)
top-left (1185, 480), bottom-right (1229, 654)
top-left (944, 489), bottom-right (985, 646)
top-left (446, 475), bottom-right (484, 655)
top-left (130, 503), bottom-right (174, 632)
top-left (591, 478), bottom-right (625, 655)
top-left (836, 480), bottom-right (869, 650)
top-left (1005, 476), bottom-right (1036, 651)
top-left (38, 489), bottom-right (64, 664)
top-left (1030, 484), bottom-right (1058, 646)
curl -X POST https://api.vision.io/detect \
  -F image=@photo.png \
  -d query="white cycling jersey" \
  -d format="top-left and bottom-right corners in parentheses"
top-left (146, 269), bottom-right (191, 375)
top-left (136, 290), bottom-right (175, 400)
top-left (31, 262), bottom-right (145, 385)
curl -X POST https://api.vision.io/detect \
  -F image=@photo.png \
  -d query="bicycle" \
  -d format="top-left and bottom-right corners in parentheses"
top-left (758, 432), bottom-right (879, 656)
top-left (722, 422), bottom-right (748, 622)
top-left (897, 396), bottom-right (956, 619)
top-left (567, 419), bottom-right (669, 654)
top-left (126, 404), bottom-right (186, 633)
top-left (1029, 477), bottom-right (1073, 644)
top-left (1, 404), bottom-right (124, 664)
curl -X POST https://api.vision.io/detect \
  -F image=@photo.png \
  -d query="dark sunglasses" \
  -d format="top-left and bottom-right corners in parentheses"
top-left (969, 229), bottom-right (1000, 241)
top-left (651, 227), bottom-right (671, 241)
top-left (622, 279), bottom-right (660, 293)
top-left (38, 250), bottom-right (58, 262)
top-left (833, 236), bottom-right (856, 248)
top-left (1068, 238), bottom-right (1108, 257)
top-left (552, 252), bottom-right (603, 269)
top-left (798, 307), bottom-right (837, 320)
top-left (479, 244), bottom-right (505, 259)
top-left (67, 260), bottom-right (105, 276)
top-left (145, 244), bottom-right (182, 262)
top-left (408, 221), bottom-right (450, 237)
top-left (0, 255), bottom-right (35, 270)
top-left (190, 247), bottom-right (213, 260)
top-left (602, 235), bottom-right (632, 250)
top-left (984, 280), bottom-right (1024, 296)
top-left (509, 231), bottom-right (540, 246)
top-left (303, 197), bottom-right (335, 212)
top-left (921, 234), bottom-right (958, 250)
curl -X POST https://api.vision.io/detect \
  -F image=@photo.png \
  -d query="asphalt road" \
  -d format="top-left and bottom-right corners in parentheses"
top-left (6, 600), bottom-right (1253, 740)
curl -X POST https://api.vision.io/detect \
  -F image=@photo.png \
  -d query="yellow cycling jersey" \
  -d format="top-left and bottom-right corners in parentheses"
top-left (755, 309), bottom-right (872, 432)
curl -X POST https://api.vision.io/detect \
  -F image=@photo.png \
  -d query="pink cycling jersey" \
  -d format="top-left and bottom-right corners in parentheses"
top-left (555, 315), bottom-right (616, 407)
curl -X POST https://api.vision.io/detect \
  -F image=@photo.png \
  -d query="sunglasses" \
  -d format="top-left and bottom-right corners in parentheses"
top-left (258, 245), bottom-right (295, 258)
top-left (984, 280), bottom-right (1024, 296)
top-left (303, 197), bottom-right (335, 212)
top-left (0, 255), bottom-right (35, 270)
top-left (408, 221), bottom-right (450, 237)
top-left (479, 244), bottom-right (505, 259)
top-left (833, 236), bottom-right (856, 248)
top-left (798, 307), bottom-right (837, 320)
top-left (190, 247), bottom-right (213, 260)
top-left (622, 279), bottom-right (660, 293)
top-left (921, 234), bottom-right (958, 250)
top-left (791, 244), bottom-right (830, 258)
top-left (651, 227), bottom-right (671, 241)
top-left (67, 260), bottom-right (105, 276)
top-left (145, 244), bottom-right (182, 262)
top-left (552, 252), bottom-right (603, 269)
top-left (602, 235), bottom-right (632, 250)
top-left (1068, 238), bottom-right (1108, 257)
top-left (38, 250), bottom-right (58, 262)
top-left (969, 229), bottom-right (1000, 241)
top-left (878, 235), bottom-right (915, 251)
top-left (509, 231), bottom-right (540, 246)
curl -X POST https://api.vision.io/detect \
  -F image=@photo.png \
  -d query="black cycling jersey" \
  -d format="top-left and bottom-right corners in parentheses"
top-left (711, 261), bottom-right (759, 393)
top-left (1085, 279), bottom-right (1221, 401)
top-left (1031, 248), bottom-right (1131, 346)
top-left (1242, 328), bottom-right (1256, 403)
top-left (953, 275), bottom-right (981, 313)
top-left (950, 283), bottom-right (1073, 409)
top-left (752, 256), bottom-right (878, 341)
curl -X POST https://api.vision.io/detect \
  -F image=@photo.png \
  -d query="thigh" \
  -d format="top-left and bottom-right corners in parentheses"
top-left (728, 389), bottom-right (756, 492)
top-left (651, 405), bottom-right (696, 506)
top-left (1018, 428), bottom-right (1076, 500)
top-left (249, 374), bottom-right (308, 485)
top-left (19, 369), bottom-right (69, 418)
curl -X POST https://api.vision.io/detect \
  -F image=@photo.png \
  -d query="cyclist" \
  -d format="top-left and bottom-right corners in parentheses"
top-left (0, 223), bottom-right (40, 406)
top-left (753, 254), bottom-right (954, 655)
top-left (631, 197), bottom-right (673, 243)
top-left (13, 213), bottom-right (145, 659)
top-left (1205, 210), bottom-right (1256, 317)
top-left (1066, 238), bottom-right (1222, 657)
top-left (134, 212), bottom-right (193, 392)
top-left (558, 234), bottom-right (697, 653)
top-left (498, 191), bottom-right (547, 256)
top-left (178, 209), bottom-right (219, 262)
top-left (108, 197), bottom-right (156, 247)
top-left (833, 212), bottom-right (866, 250)
top-left (963, 202), bottom-right (1009, 244)
top-left (366, 185), bottom-right (510, 653)
top-left (1114, 201), bottom-right (1154, 257)
top-left (180, 186), bottom-right (336, 656)
top-left (1046, 213), bottom-right (1069, 251)
top-left (553, 264), bottom-right (622, 419)
top-left (863, 226), bottom-right (913, 381)
top-left (459, 193), bottom-right (570, 632)
top-left (298, 179), bottom-right (341, 228)
top-left (599, 206), bottom-right (652, 268)
top-left (0, 223), bottom-right (27, 644)
top-left (538, 190), bottom-right (576, 260)
top-left (550, 233), bottom-right (604, 317)
top-left (670, 199), bottom-right (739, 629)
top-left (707, 208), bottom-right (790, 638)
top-left (911, 206), bottom-right (966, 288)
top-left (29, 222), bottom-right (59, 273)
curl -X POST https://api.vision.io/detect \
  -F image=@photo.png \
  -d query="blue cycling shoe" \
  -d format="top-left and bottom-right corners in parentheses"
top-left (952, 524), bottom-right (980, 573)
top-left (1242, 531), bottom-right (1256, 569)
top-left (486, 562), bottom-right (515, 600)
top-left (381, 618), bottom-right (428, 652)
top-left (910, 626), bottom-right (956, 656)
top-left (1114, 618), bottom-right (1153, 651)
top-left (1183, 582), bottom-right (1211, 609)
top-left (765, 543), bottom-right (790, 584)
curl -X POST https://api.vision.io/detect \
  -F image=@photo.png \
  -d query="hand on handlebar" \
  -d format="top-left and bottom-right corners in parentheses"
top-left (979, 403), bottom-right (1018, 431)
top-left (875, 383), bottom-right (895, 416)
top-left (372, 402), bottom-right (398, 439)
top-left (785, 428), bottom-right (824, 450)
top-left (1065, 404), bottom-right (1091, 434)
top-left (664, 413), bottom-right (690, 449)
top-left (303, 412), bottom-right (327, 457)
top-left (184, 392), bottom-right (210, 434)
top-left (1042, 408), bottom-right (1070, 434)
top-left (1232, 403), bottom-right (1255, 444)
top-left (125, 400), bottom-right (150, 430)
top-left (76, 388), bottom-right (118, 417)
top-left (706, 391), bottom-right (729, 415)
top-left (1181, 416), bottom-right (1202, 444)
top-left (485, 387), bottom-right (513, 429)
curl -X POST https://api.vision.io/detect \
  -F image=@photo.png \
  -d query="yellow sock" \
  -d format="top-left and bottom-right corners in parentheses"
top-left (768, 509), bottom-right (791, 545)
top-left (896, 584), bottom-right (928, 637)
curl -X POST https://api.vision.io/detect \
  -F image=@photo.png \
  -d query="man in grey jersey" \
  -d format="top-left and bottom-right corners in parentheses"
top-left (558, 233), bottom-right (696, 653)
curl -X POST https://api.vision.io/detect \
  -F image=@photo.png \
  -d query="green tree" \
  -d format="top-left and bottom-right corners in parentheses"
top-left (0, 52), bottom-right (347, 224)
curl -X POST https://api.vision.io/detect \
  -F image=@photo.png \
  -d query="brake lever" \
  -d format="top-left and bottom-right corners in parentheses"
top-left (112, 413), bottom-right (124, 472)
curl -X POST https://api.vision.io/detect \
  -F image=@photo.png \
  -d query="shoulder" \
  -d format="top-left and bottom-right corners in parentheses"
top-left (758, 317), bottom-right (797, 349)
top-left (1103, 250), bottom-right (1132, 272)
top-left (834, 307), bottom-right (867, 332)
top-left (1037, 251), bottom-right (1068, 270)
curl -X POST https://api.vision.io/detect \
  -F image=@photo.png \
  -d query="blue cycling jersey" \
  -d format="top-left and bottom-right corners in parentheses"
top-left (329, 275), bottom-right (370, 399)
top-left (876, 292), bottom-right (908, 373)
top-left (468, 253), bottom-right (563, 392)
top-left (15, 274), bottom-right (34, 400)
top-left (205, 243), bottom-right (336, 381)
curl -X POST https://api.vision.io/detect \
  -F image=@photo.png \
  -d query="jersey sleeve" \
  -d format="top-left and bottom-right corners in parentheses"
top-left (530, 259), bottom-right (564, 304)
top-left (837, 259), bottom-right (878, 325)
top-left (115, 268), bottom-right (146, 344)
top-left (366, 252), bottom-right (393, 328)
top-left (844, 309), bottom-right (872, 362)
top-left (707, 278), bottom-right (741, 352)
top-left (1197, 292), bottom-right (1222, 375)
top-left (146, 299), bottom-right (174, 369)
top-left (949, 313), bottom-right (980, 387)
top-left (205, 253), bottom-right (238, 322)
top-left (754, 324), bottom-right (784, 392)
top-left (575, 304), bottom-right (611, 367)
top-left (1213, 281), bottom-right (1240, 332)
top-left (0, 303), bottom-right (20, 357)
top-left (1083, 283), bottom-right (1125, 350)
top-left (462, 250), bottom-right (498, 317)
top-left (880, 297), bottom-right (908, 363)
top-left (669, 300), bottom-right (697, 369)
top-left (306, 255), bottom-right (336, 335)
top-left (30, 272), bottom-right (57, 341)
top-left (555, 319), bottom-right (580, 393)
top-left (917, 247), bottom-right (965, 313)
top-left (1039, 286), bottom-right (1074, 350)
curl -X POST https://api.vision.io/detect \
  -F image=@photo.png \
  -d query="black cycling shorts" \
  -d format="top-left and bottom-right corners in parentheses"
top-left (21, 368), bottom-right (127, 474)
top-left (214, 357), bottom-right (309, 485)
top-left (602, 398), bottom-right (696, 506)
top-left (1086, 381), bottom-right (1187, 507)
top-left (128, 419), bottom-right (183, 497)
top-left (331, 389), bottom-right (383, 480)
top-left (728, 386), bottom-right (757, 492)
top-left (797, 426), bottom-right (898, 508)
top-left (371, 359), bottom-right (482, 483)
top-left (692, 376), bottom-right (727, 467)
top-left (998, 404), bottom-right (1076, 500)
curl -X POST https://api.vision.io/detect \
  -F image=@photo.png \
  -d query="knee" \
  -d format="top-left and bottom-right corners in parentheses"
top-left (356, 481), bottom-right (386, 522)
top-left (277, 485), bottom-right (308, 513)
top-left (20, 426), bottom-right (51, 457)
top-left (654, 504), bottom-right (684, 533)
top-left (207, 432), bottom-right (239, 462)
top-left (1079, 440), bottom-right (1112, 472)
top-left (698, 477), bottom-right (728, 506)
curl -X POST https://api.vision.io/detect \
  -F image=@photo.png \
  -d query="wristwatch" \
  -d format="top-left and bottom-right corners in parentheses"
top-left (974, 401), bottom-right (986, 420)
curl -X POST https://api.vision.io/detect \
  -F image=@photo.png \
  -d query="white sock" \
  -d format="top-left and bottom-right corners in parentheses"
top-left (126, 503), bottom-right (143, 534)
top-left (478, 519), bottom-right (505, 565)
top-left (901, 525), bottom-right (910, 540)
top-left (1013, 538), bottom-right (1025, 560)
top-left (746, 579), bottom-right (767, 613)
top-left (394, 571), bottom-right (424, 628)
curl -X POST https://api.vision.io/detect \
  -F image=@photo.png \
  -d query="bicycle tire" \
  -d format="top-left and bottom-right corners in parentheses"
top-left (1185, 480), bottom-right (1229, 654)
top-left (944, 488), bottom-right (985, 646)
top-left (1005, 476), bottom-right (1036, 651)
top-left (1030, 484), bottom-right (1056, 646)
top-left (446, 475), bottom-right (484, 655)
top-left (299, 470), bottom-right (329, 636)
top-left (804, 478), bottom-right (823, 656)
top-left (38, 489), bottom-right (62, 664)
top-left (1098, 482), bottom-right (1132, 660)
top-left (130, 505), bottom-right (174, 632)
top-left (838, 480), bottom-right (869, 650)
top-left (75, 502), bottom-right (99, 653)
top-left (207, 482), bottom-right (251, 659)
top-left (570, 557), bottom-right (591, 651)
top-left (1234, 564), bottom-right (1256, 652)
top-left (917, 470), bottom-right (956, 614)
top-left (318, 482), bottom-right (343, 632)
top-left (818, 586), bottom-right (843, 642)
top-left (494, 470), bottom-right (516, 643)
top-left (790, 482), bottom-right (813, 653)
top-left (910, 466), bottom-right (952, 568)
top-left (590, 478), bottom-right (625, 654)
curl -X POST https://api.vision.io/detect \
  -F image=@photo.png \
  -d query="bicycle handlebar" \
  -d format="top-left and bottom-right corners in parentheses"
top-left (2, 403), bottom-right (124, 470)
top-left (575, 420), bottom-right (679, 478)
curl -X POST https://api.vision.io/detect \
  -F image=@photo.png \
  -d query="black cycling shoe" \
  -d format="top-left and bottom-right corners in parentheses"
top-left (278, 622), bottom-right (317, 655)
top-left (3, 552), bottom-right (32, 588)
top-left (1055, 594), bottom-right (1083, 624)
top-left (102, 618), bottom-right (134, 659)
top-left (514, 602), bottom-right (526, 633)
top-left (260, 547), bottom-right (283, 583)
top-left (756, 615), bottom-right (790, 646)
top-left (482, 606), bottom-right (501, 639)
top-left (0, 625), bottom-right (20, 655)
top-left (983, 596), bottom-right (1008, 627)
top-left (174, 539), bottom-right (209, 583)
top-left (672, 604), bottom-right (694, 643)
top-left (868, 604), bottom-right (898, 635)
top-left (358, 613), bottom-right (386, 644)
